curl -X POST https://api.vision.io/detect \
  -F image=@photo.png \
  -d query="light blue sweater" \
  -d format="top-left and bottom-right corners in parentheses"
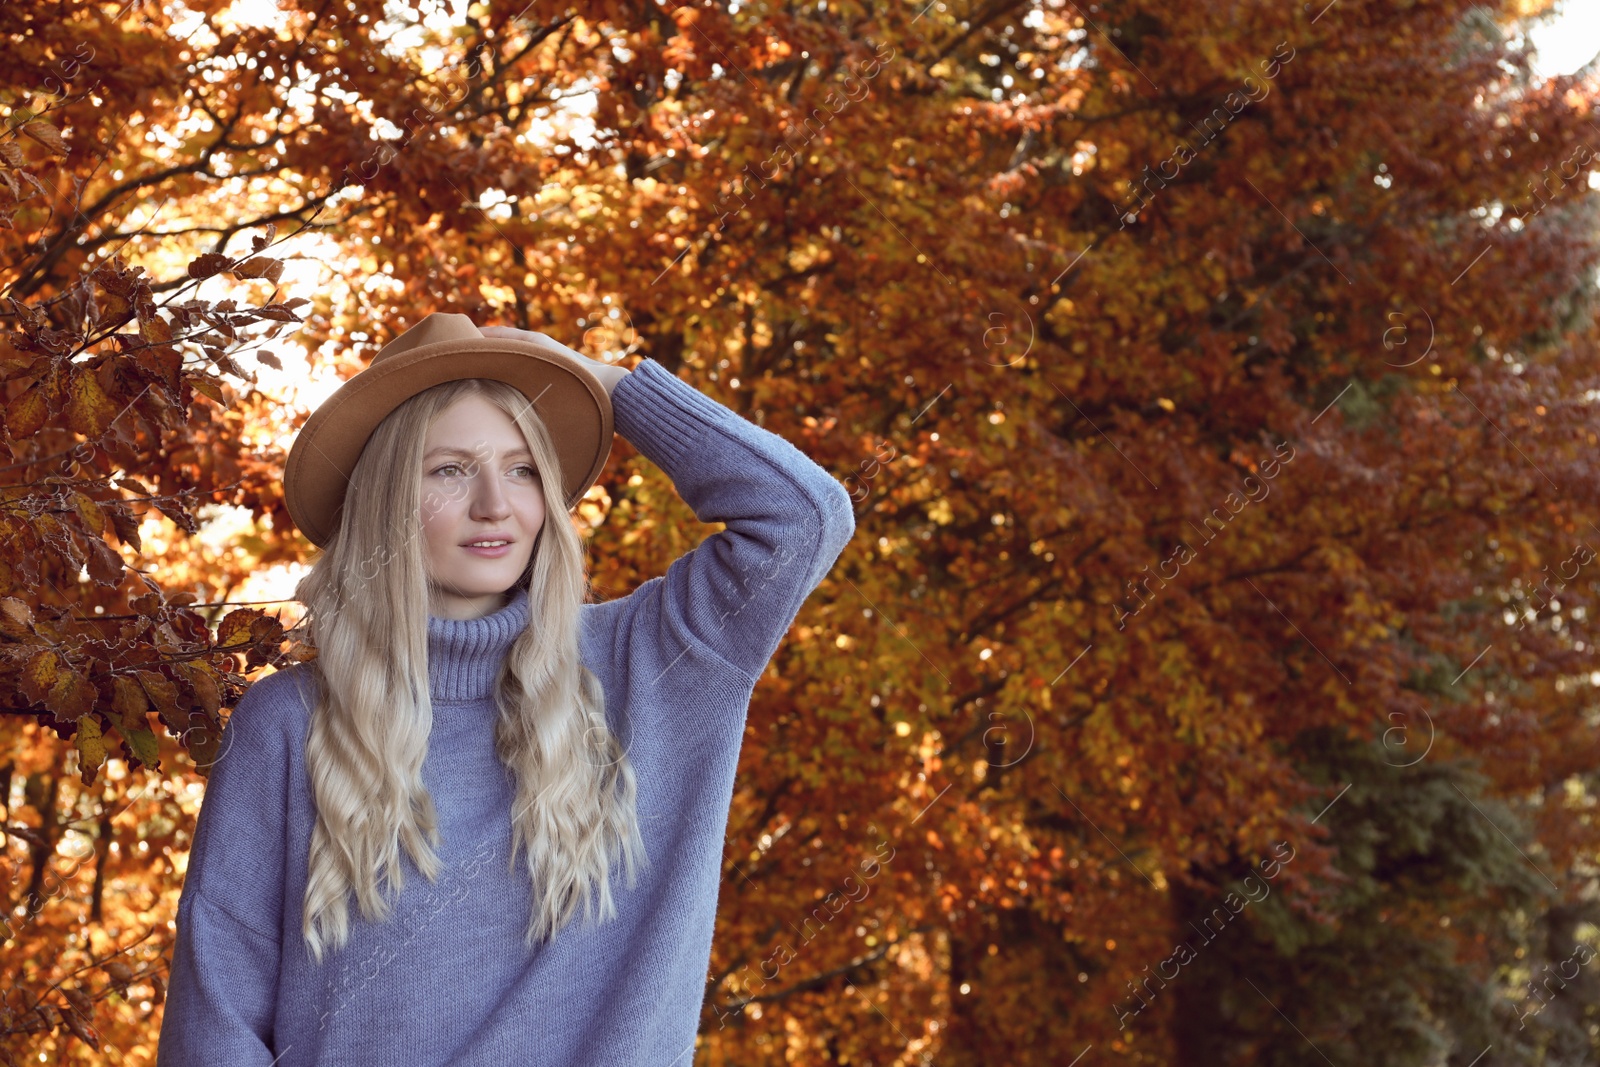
top-left (156, 358), bottom-right (856, 1066)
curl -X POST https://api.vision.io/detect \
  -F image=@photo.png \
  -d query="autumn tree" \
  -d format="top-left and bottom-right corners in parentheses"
top-left (3, 0), bottom-right (1600, 1063)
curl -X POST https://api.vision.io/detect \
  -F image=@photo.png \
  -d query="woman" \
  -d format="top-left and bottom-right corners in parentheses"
top-left (156, 313), bottom-right (857, 1066)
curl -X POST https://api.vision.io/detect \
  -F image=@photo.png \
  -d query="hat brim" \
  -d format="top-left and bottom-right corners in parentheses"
top-left (283, 337), bottom-right (613, 549)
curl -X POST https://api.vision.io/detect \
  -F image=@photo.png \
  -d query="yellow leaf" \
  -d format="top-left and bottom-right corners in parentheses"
top-left (67, 367), bottom-right (119, 438)
top-left (216, 607), bottom-right (263, 649)
top-left (186, 372), bottom-right (227, 407)
top-left (6, 384), bottom-right (48, 438)
top-left (73, 492), bottom-right (106, 534)
top-left (112, 675), bottom-right (149, 732)
top-left (22, 649), bottom-right (59, 706)
top-left (76, 717), bottom-right (107, 785)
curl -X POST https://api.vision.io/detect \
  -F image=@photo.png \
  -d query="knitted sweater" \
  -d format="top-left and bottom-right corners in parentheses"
top-left (156, 358), bottom-right (857, 1067)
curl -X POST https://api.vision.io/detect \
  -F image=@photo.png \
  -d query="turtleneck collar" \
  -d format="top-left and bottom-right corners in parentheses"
top-left (425, 586), bottom-right (530, 703)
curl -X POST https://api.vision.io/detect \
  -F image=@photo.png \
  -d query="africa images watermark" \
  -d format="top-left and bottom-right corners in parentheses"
top-left (316, 836), bottom-right (498, 1032)
top-left (709, 834), bottom-right (898, 1029)
top-left (1114, 40), bottom-right (1298, 229)
top-left (1505, 136), bottom-right (1600, 231)
top-left (1508, 539), bottom-right (1594, 633)
top-left (1111, 840), bottom-right (1297, 1030)
top-left (1517, 939), bottom-right (1597, 1031)
top-left (1112, 439), bottom-right (1298, 631)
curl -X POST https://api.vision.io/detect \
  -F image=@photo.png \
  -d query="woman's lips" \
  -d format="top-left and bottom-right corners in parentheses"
top-left (461, 541), bottom-right (513, 558)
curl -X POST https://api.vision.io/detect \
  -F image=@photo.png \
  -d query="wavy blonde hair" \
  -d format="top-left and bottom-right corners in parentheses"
top-left (289, 376), bottom-right (647, 963)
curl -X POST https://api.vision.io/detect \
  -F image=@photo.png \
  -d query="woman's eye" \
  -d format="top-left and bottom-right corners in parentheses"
top-left (431, 463), bottom-right (538, 478)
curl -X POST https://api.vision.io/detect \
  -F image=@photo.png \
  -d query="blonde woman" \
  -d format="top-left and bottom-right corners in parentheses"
top-left (156, 314), bottom-right (856, 1066)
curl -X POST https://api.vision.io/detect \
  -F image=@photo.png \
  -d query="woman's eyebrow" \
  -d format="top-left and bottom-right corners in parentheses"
top-left (425, 446), bottom-right (535, 459)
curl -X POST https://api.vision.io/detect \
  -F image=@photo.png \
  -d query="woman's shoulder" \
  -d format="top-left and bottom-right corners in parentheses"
top-left (227, 660), bottom-right (319, 737)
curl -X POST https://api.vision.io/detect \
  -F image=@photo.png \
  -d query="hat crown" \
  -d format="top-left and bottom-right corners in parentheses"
top-left (376, 312), bottom-right (482, 365)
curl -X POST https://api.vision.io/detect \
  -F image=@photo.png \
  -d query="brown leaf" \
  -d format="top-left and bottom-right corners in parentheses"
top-left (186, 253), bottom-right (233, 279)
top-left (0, 597), bottom-right (33, 637)
top-left (229, 256), bottom-right (283, 282)
top-left (34, 513), bottom-right (85, 576)
top-left (152, 493), bottom-right (198, 535)
top-left (106, 502), bottom-right (142, 550)
top-left (58, 1004), bottom-right (98, 1049)
top-left (184, 712), bottom-right (223, 770)
top-left (83, 531), bottom-right (124, 586)
top-left (134, 343), bottom-right (182, 400)
top-left (137, 307), bottom-right (172, 344)
top-left (187, 662), bottom-right (221, 715)
top-left (59, 667), bottom-right (96, 720)
top-left (60, 987), bottom-right (92, 1019)
top-left (20, 121), bottom-right (69, 156)
top-left (136, 669), bottom-right (177, 713)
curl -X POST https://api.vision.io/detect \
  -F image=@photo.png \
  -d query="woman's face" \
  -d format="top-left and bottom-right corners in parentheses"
top-left (419, 393), bottom-right (546, 620)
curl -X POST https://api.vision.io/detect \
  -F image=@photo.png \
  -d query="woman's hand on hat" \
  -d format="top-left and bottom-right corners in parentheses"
top-left (479, 325), bottom-right (631, 398)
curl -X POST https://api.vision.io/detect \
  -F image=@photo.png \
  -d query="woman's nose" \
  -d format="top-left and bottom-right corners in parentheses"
top-left (470, 472), bottom-right (511, 518)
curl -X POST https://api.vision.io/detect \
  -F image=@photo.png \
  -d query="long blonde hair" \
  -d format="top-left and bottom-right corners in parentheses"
top-left (290, 376), bottom-right (647, 963)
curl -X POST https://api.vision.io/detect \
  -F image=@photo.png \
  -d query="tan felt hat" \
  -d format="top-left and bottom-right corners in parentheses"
top-left (283, 312), bottom-right (613, 548)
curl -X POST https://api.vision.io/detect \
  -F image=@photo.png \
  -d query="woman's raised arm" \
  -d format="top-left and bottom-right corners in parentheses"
top-left (603, 358), bottom-right (857, 685)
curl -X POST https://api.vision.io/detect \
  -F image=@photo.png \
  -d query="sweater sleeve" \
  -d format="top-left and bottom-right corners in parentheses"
top-left (606, 358), bottom-right (856, 683)
top-left (156, 669), bottom-right (299, 1066)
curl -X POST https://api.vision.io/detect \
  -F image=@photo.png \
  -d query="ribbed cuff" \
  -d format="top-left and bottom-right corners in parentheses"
top-left (610, 359), bottom-right (737, 472)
